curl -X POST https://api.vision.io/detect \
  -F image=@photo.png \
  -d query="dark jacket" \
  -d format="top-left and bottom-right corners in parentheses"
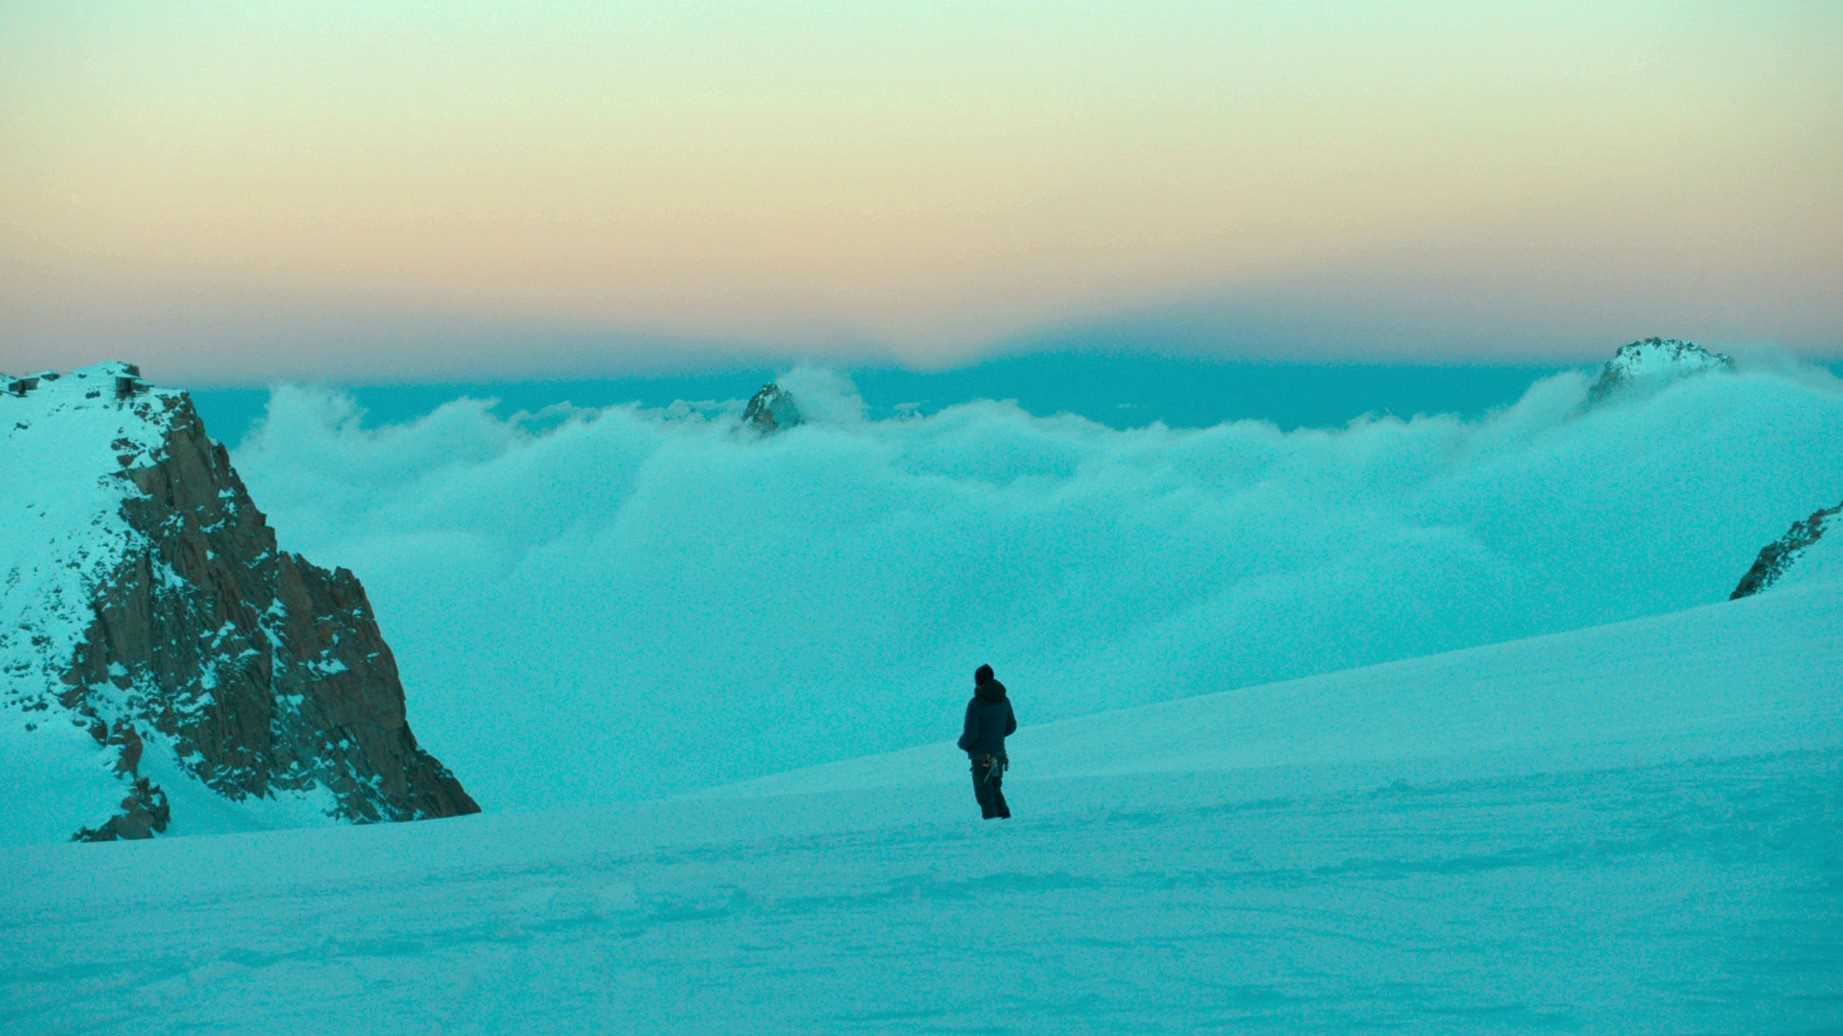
top-left (957, 679), bottom-right (1017, 757)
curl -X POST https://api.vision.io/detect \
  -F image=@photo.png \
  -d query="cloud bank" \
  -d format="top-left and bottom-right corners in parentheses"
top-left (230, 364), bottom-right (1843, 810)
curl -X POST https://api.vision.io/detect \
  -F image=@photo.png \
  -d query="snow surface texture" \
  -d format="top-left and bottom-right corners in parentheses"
top-left (228, 358), bottom-right (1843, 809)
top-left (3, 585), bottom-right (1839, 1032)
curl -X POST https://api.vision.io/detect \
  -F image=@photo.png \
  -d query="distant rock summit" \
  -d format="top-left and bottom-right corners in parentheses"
top-left (1, 363), bottom-right (476, 843)
top-left (1731, 500), bottom-right (1843, 600)
top-left (741, 382), bottom-right (802, 435)
top-left (1585, 337), bottom-right (1735, 406)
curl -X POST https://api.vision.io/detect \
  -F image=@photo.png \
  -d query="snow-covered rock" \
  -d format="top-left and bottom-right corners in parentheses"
top-left (740, 383), bottom-right (802, 435)
top-left (0, 363), bottom-right (476, 844)
top-left (1730, 499), bottom-right (1843, 599)
top-left (1585, 336), bottom-right (1735, 406)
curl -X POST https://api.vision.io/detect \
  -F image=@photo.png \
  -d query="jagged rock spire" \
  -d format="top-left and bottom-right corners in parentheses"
top-left (741, 383), bottom-right (802, 435)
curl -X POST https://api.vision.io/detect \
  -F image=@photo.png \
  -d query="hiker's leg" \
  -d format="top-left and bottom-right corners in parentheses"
top-left (972, 760), bottom-right (999, 818)
top-left (989, 770), bottom-right (1010, 818)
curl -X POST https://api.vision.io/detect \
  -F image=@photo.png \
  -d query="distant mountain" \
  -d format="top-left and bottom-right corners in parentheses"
top-left (1731, 500), bottom-right (1843, 600)
top-left (1, 364), bottom-right (476, 843)
top-left (1585, 337), bottom-right (1735, 406)
top-left (740, 382), bottom-right (802, 435)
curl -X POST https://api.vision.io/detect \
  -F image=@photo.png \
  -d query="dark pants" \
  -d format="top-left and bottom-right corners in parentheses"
top-left (971, 756), bottom-right (1011, 820)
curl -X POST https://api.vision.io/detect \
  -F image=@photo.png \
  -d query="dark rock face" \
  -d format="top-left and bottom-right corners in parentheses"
top-left (1585, 337), bottom-right (1735, 406)
top-left (1731, 500), bottom-right (1843, 600)
top-left (57, 391), bottom-right (477, 837)
top-left (741, 383), bottom-right (801, 435)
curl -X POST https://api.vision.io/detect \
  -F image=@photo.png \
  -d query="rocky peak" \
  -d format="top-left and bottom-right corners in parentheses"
top-left (1730, 500), bottom-right (1843, 599)
top-left (1585, 337), bottom-right (1735, 406)
top-left (740, 383), bottom-right (802, 436)
top-left (2, 363), bottom-right (476, 843)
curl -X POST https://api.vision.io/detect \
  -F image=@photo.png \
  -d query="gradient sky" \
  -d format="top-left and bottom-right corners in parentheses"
top-left (3, 2), bottom-right (1841, 382)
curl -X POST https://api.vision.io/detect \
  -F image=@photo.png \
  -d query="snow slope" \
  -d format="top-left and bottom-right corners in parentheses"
top-left (726, 580), bottom-right (1843, 800)
top-left (2, 365), bottom-right (183, 839)
top-left (0, 367), bottom-right (169, 685)
top-left (3, 584), bottom-right (1839, 1032)
top-left (1779, 512), bottom-right (1843, 589)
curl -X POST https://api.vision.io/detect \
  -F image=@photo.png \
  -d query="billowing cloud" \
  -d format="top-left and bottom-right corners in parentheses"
top-left (231, 364), bottom-right (1843, 809)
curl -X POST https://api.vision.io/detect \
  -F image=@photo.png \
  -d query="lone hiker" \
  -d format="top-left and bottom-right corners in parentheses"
top-left (957, 663), bottom-right (1017, 820)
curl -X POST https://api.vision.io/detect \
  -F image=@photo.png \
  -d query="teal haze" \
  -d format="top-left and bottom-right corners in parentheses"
top-left (192, 355), bottom-right (1575, 446)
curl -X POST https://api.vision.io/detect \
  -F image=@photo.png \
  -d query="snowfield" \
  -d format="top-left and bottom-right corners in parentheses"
top-left (4, 583), bottom-right (1839, 1033)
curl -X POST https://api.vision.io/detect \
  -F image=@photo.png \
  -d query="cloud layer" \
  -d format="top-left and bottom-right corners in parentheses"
top-left (230, 364), bottom-right (1843, 809)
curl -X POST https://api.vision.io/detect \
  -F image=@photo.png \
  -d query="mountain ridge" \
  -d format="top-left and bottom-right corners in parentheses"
top-left (1, 363), bottom-right (475, 843)
top-left (1731, 499), bottom-right (1843, 599)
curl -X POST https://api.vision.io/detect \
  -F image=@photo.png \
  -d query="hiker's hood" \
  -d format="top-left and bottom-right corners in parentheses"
top-left (975, 678), bottom-right (1008, 704)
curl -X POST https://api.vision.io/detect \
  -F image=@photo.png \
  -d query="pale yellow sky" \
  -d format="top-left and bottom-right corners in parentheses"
top-left (3, 2), bottom-right (1840, 378)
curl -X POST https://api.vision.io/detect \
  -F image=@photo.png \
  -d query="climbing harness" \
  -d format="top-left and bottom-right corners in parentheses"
top-left (979, 753), bottom-right (1009, 784)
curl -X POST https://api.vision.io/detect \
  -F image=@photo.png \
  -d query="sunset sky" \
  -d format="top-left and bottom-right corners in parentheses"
top-left (3, 2), bottom-right (1840, 382)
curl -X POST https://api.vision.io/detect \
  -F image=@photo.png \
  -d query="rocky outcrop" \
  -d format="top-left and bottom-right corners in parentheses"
top-left (73, 775), bottom-right (171, 842)
top-left (1731, 500), bottom-right (1843, 600)
top-left (1585, 337), bottom-right (1735, 406)
top-left (3, 363), bottom-right (476, 842)
top-left (741, 383), bottom-right (801, 435)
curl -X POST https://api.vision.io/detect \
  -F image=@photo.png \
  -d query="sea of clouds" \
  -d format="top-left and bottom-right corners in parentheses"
top-left (230, 362), bottom-right (1843, 810)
